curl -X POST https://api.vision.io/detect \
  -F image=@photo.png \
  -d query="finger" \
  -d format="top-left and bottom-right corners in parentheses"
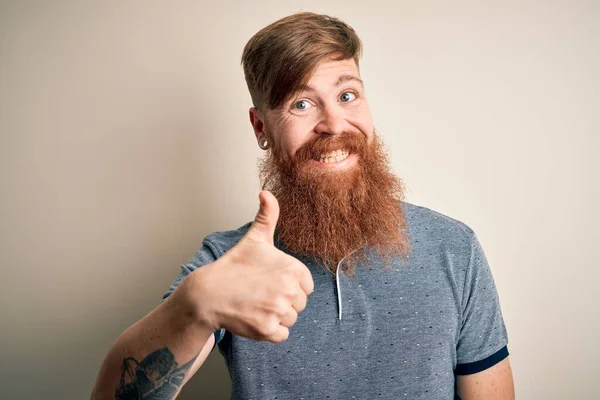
top-left (297, 264), bottom-right (315, 295)
top-left (290, 289), bottom-right (307, 313)
top-left (246, 190), bottom-right (280, 245)
top-left (279, 308), bottom-right (298, 328)
top-left (266, 325), bottom-right (290, 343)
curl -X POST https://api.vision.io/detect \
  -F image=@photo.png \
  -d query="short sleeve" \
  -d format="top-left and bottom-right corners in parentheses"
top-left (455, 233), bottom-right (509, 375)
top-left (161, 240), bottom-right (227, 347)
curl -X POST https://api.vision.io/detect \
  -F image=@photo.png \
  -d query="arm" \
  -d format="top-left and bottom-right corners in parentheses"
top-left (90, 271), bottom-right (216, 400)
top-left (456, 357), bottom-right (515, 400)
top-left (91, 191), bottom-right (314, 399)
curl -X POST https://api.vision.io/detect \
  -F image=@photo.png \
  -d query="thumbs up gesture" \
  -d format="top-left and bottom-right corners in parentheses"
top-left (184, 191), bottom-right (315, 343)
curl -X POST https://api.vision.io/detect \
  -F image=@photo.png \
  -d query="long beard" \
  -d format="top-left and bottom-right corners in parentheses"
top-left (259, 131), bottom-right (411, 275)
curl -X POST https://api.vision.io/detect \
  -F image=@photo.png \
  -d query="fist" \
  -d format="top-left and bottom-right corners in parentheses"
top-left (189, 191), bottom-right (314, 343)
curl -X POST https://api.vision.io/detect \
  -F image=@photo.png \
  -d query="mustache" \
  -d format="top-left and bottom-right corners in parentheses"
top-left (291, 132), bottom-right (368, 164)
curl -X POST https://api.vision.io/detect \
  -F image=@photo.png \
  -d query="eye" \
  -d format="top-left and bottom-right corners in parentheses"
top-left (293, 100), bottom-right (312, 110)
top-left (340, 92), bottom-right (357, 103)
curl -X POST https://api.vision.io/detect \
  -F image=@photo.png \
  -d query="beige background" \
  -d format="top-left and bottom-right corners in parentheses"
top-left (1, 1), bottom-right (598, 399)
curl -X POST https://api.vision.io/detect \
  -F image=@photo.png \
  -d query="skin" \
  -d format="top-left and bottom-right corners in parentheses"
top-left (249, 58), bottom-right (374, 171)
top-left (91, 190), bottom-right (312, 400)
top-left (457, 358), bottom-right (515, 399)
top-left (249, 57), bottom-right (515, 399)
top-left (91, 57), bottom-right (515, 400)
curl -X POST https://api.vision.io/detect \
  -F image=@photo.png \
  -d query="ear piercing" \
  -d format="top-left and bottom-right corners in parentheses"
top-left (259, 137), bottom-right (269, 150)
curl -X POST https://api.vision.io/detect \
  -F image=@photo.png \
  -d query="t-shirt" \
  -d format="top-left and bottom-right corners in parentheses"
top-left (162, 201), bottom-right (509, 399)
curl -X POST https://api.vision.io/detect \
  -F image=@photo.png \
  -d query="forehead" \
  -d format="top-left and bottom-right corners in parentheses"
top-left (307, 58), bottom-right (361, 86)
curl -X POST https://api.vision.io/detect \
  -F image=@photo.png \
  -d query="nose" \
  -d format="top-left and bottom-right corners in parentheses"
top-left (314, 104), bottom-right (346, 136)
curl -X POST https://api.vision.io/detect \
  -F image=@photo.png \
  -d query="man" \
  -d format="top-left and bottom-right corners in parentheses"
top-left (91, 12), bottom-right (514, 400)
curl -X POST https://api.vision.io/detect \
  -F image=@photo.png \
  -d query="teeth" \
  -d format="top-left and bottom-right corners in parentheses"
top-left (318, 149), bottom-right (349, 164)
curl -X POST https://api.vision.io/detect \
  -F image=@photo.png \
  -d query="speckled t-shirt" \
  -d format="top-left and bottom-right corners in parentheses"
top-left (162, 201), bottom-right (509, 400)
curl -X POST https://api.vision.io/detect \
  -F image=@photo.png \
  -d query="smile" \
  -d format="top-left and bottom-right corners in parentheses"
top-left (317, 149), bottom-right (350, 164)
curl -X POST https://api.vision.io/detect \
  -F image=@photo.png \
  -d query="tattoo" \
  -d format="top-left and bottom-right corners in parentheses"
top-left (115, 347), bottom-right (197, 400)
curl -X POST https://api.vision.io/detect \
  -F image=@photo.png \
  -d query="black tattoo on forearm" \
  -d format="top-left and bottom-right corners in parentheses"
top-left (115, 347), bottom-right (197, 400)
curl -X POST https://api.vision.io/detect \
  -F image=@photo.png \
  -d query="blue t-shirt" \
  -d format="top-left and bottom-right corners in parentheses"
top-left (162, 201), bottom-right (509, 399)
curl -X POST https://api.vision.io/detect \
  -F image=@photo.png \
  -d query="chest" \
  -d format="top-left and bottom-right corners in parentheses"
top-left (219, 255), bottom-right (464, 399)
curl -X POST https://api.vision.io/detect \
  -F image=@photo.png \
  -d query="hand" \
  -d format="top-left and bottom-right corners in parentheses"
top-left (188, 191), bottom-right (314, 343)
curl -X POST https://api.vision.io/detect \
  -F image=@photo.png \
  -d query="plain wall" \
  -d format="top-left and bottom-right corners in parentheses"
top-left (0, 1), bottom-right (598, 399)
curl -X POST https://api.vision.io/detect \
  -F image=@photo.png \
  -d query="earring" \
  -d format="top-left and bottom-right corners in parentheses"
top-left (259, 137), bottom-right (269, 150)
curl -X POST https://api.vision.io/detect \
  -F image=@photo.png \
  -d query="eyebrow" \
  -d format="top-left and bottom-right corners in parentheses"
top-left (296, 74), bottom-right (364, 93)
top-left (335, 74), bottom-right (364, 88)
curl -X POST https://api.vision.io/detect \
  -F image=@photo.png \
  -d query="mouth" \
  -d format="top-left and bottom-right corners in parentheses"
top-left (317, 149), bottom-right (350, 164)
top-left (308, 148), bottom-right (357, 170)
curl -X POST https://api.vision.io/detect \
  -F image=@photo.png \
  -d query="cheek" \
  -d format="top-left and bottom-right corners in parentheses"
top-left (348, 106), bottom-right (374, 137)
top-left (277, 119), bottom-right (315, 159)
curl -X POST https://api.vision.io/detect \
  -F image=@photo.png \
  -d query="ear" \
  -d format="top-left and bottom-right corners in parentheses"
top-left (249, 107), bottom-right (266, 141)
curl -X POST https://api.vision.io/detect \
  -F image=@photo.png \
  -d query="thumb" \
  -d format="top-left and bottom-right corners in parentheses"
top-left (248, 190), bottom-right (279, 244)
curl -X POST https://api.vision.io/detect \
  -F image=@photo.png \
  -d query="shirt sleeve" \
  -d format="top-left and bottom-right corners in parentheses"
top-left (161, 239), bottom-right (227, 347)
top-left (455, 232), bottom-right (509, 375)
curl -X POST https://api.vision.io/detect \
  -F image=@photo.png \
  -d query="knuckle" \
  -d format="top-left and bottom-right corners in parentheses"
top-left (272, 327), bottom-right (289, 343)
top-left (273, 297), bottom-right (290, 316)
top-left (296, 294), bottom-right (308, 311)
top-left (257, 316), bottom-right (279, 337)
top-left (281, 277), bottom-right (298, 297)
top-left (287, 310), bottom-right (298, 325)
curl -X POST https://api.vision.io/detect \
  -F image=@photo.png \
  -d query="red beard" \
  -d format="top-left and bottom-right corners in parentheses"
top-left (259, 131), bottom-right (411, 275)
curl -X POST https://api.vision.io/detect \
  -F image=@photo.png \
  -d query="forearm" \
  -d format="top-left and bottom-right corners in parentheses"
top-left (91, 291), bottom-right (214, 400)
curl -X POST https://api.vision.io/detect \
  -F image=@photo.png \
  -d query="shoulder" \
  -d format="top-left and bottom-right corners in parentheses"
top-left (401, 201), bottom-right (482, 270)
top-left (402, 201), bottom-right (476, 239)
top-left (202, 221), bottom-right (253, 257)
